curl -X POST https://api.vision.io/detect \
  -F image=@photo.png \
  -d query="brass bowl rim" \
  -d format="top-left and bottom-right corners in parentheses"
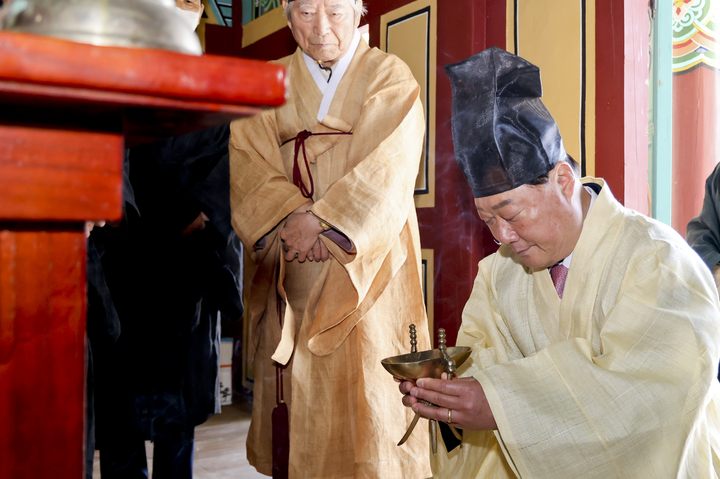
top-left (381, 346), bottom-right (472, 366)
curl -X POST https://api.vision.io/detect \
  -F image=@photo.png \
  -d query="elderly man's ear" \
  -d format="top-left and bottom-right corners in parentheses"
top-left (354, 1), bottom-right (363, 27)
top-left (554, 161), bottom-right (578, 201)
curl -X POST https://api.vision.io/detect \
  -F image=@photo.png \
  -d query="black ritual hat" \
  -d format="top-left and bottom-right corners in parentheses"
top-left (445, 47), bottom-right (566, 198)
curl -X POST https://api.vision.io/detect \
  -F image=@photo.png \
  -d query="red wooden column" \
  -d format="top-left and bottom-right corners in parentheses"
top-left (595, 0), bottom-right (650, 213)
top-left (0, 231), bottom-right (91, 478)
top-left (0, 30), bottom-right (285, 478)
top-left (672, 67), bottom-right (718, 235)
top-left (0, 126), bottom-right (123, 478)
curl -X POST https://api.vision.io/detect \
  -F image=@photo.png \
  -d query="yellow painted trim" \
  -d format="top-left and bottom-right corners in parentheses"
top-left (585, 0), bottom-right (596, 177)
top-left (202, 0), bottom-right (220, 24)
top-left (508, 0), bottom-right (596, 176)
top-left (380, 0), bottom-right (437, 209)
top-left (507, 0), bottom-right (516, 53)
top-left (242, 6), bottom-right (288, 48)
top-left (421, 248), bottom-right (435, 341)
top-left (518, 1), bottom-right (582, 166)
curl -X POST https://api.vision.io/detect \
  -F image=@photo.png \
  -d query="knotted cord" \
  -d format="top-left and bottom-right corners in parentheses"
top-left (281, 130), bottom-right (353, 198)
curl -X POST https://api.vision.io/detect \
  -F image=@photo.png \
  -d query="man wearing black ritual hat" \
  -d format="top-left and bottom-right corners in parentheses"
top-left (400, 47), bottom-right (720, 478)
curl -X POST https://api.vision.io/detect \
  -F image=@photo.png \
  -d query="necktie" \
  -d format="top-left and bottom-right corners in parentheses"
top-left (550, 263), bottom-right (569, 298)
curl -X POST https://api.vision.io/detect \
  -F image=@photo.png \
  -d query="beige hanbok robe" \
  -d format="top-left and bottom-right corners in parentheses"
top-left (433, 179), bottom-right (720, 478)
top-left (229, 39), bottom-right (431, 478)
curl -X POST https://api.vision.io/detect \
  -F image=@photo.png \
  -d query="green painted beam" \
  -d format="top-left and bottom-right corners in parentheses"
top-left (650, 2), bottom-right (673, 225)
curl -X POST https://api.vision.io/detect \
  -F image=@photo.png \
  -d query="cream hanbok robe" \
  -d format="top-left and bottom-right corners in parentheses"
top-left (229, 39), bottom-right (431, 479)
top-left (433, 179), bottom-right (720, 478)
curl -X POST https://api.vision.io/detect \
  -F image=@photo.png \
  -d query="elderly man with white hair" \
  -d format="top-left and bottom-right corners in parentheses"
top-left (229, 0), bottom-right (431, 477)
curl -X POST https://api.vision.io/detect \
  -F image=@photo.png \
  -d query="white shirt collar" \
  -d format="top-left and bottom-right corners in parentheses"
top-left (302, 29), bottom-right (361, 122)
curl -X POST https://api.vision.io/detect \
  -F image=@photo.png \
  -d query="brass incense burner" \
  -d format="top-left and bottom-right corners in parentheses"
top-left (0, 0), bottom-right (202, 55)
top-left (382, 325), bottom-right (470, 454)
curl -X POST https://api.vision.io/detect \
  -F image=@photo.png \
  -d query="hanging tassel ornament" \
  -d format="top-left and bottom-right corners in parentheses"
top-left (272, 295), bottom-right (289, 479)
top-left (272, 363), bottom-right (290, 479)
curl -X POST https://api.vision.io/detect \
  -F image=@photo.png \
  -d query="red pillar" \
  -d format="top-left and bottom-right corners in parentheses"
top-left (595, 0), bottom-right (650, 213)
top-left (672, 67), bottom-right (718, 235)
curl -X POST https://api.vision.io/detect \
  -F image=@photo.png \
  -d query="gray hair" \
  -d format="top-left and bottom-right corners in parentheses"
top-left (285, 0), bottom-right (367, 22)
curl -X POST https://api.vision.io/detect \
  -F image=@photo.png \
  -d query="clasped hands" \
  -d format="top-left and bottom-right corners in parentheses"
top-left (397, 374), bottom-right (497, 431)
top-left (280, 201), bottom-right (330, 262)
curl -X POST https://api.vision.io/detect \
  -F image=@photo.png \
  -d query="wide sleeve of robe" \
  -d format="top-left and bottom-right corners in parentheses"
top-left (229, 57), bottom-right (309, 250)
top-left (433, 183), bottom-right (720, 479)
top-left (687, 162), bottom-right (720, 270)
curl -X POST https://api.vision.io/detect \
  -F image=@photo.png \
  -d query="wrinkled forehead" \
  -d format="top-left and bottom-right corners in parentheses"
top-left (289, 0), bottom-right (355, 8)
top-left (474, 183), bottom-right (542, 213)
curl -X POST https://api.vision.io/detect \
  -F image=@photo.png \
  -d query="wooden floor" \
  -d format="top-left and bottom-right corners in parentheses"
top-left (92, 401), bottom-right (267, 478)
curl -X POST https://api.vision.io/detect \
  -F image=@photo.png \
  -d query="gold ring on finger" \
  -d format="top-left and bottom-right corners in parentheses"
top-left (447, 409), bottom-right (452, 425)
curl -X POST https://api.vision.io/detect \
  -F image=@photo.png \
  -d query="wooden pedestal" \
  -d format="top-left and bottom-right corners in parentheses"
top-left (0, 30), bottom-right (285, 478)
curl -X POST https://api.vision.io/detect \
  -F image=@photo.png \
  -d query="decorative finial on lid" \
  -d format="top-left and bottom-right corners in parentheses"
top-left (409, 324), bottom-right (417, 354)
top-left (438, 329), bottom-right (456, 380)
